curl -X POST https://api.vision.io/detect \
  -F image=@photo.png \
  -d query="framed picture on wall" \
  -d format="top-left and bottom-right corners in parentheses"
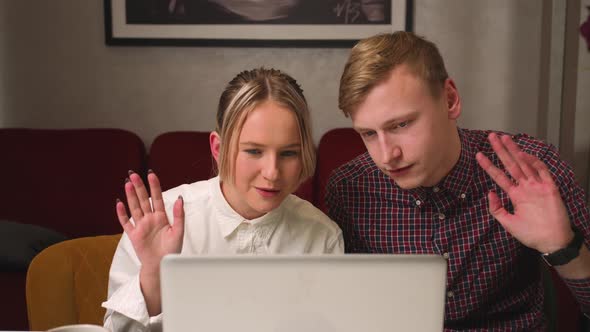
top-left (104, 0), bottom-right (413, 47)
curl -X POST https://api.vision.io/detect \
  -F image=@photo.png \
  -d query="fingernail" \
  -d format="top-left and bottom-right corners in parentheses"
top-left (148, 169), bottom-right (154, 174)
top-left (116, 198), bottom-right (121, 204)
top-left (125, 177), bottom-right (130, 184)
top-left (178, 195), bottom-right (183, 201)
top-left (128, 170), bottom-right (135, 176)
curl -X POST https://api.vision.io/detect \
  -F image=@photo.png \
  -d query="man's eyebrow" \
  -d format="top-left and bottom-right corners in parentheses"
top-left (353, 126), bottom-right (371, 133)
top-left (354, 112), bottom-right (417, 132)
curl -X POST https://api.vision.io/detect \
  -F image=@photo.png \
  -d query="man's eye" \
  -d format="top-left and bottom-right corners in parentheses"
top-left (362, 131), bottom-right (376, 138)
top-left (397, 121), bottom-right (408, 128)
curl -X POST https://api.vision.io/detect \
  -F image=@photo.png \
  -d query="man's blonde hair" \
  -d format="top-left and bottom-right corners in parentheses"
top-left (215, 68), bottom-right (315, 185)
top-left (339, 31), bottom-right (449, 117)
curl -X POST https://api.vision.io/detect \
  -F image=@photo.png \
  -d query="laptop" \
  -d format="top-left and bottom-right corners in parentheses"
top-left (160, 254), bottom-right (447, 332)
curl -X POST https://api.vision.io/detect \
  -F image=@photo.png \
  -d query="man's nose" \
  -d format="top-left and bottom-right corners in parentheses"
top-left (379, 136), bottom-right (402, 165)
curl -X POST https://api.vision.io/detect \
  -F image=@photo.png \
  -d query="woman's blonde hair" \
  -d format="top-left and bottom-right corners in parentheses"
top-left (339, 31), bottom-right (449, 117)
top-left (215, 68), bottom-right (315, 185)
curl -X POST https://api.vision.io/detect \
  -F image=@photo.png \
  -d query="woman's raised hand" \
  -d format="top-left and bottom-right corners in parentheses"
top-left (116, 170), bottom-right (185, 272)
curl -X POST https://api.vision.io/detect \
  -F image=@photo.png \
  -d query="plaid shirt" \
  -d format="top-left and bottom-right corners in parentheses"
top-left (326, 128), bottom-right (590, 331)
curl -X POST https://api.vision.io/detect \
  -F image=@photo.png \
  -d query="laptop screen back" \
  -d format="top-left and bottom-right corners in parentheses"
top-left (161, 255), bottom-right (447, 332)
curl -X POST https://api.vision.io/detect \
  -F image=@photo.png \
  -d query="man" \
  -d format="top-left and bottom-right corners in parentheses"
top-left (326, 31), bottom-right (590, 330)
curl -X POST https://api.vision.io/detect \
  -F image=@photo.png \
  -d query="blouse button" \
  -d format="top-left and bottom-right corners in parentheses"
top-left (447, 291), bottom-right (455, 298)
top-left (415, 200), bottom-right (422, 206)
top-left (433, 186), bottom-right (440, 193)
top-left (443, 252), bottom-right (449, 259)
top-left (460, 193), bottom-right (466, 199)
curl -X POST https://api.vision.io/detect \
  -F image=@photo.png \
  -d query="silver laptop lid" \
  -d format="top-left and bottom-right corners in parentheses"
top-left (161, 254), bottom-right (447, 332)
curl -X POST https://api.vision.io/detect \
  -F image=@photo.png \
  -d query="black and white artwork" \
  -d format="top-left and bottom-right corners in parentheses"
top-left (105, 0), bottom-right (412, 46)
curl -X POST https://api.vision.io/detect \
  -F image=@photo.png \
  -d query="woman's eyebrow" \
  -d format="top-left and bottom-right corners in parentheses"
top-left (239, 142), bottom-right (301, 148)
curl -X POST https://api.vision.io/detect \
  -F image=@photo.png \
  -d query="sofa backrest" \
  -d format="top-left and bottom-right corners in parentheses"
top-left (313, 128), bottom-right (366, 212)
top-left (0, 128), bottom-right (145, 237)
top-left (148, 131), bottom-right (215, 191)
top-left (149, 131), bottom-right (316, 202)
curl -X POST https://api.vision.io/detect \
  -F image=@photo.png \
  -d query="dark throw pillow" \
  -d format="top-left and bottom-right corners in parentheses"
top-left (0, 220), bottom-right (68, 272)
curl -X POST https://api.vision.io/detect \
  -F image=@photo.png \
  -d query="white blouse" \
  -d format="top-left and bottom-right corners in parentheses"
top-left (102, 176), bottom-right (344, 332)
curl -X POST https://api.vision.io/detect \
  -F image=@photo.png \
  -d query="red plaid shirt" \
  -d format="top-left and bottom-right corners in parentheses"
top-left (326, 128), bottom-right (590, 331)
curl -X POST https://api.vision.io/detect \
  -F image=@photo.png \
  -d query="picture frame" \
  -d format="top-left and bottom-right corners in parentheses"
top-left (104, 0), bottom-right (413, 47)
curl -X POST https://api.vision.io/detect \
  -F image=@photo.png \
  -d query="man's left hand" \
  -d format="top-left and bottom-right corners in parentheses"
top-left (476, 132), bottom-right (573, 253)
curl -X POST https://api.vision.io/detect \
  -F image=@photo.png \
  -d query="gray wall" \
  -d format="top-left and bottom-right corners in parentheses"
top-left (0, 0), bottom-right (544, 141)
top-left (0, 0), bottom-right (588, 194)
top-left (0, 2), bottom-right (6, 127)
top-left (576, 1), bottom-right (590, 199)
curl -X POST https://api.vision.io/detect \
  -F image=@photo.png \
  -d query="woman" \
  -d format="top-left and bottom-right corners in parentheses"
top-left (102, 68), bottom-right (344, 331)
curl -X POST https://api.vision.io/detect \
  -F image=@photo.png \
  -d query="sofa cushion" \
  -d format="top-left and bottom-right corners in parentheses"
top-left (149, 131), bottom-right (214, 191)
top-left (313, 128), bottom-right (366, 212)
top-left (0, 128), bottom-right (146, 237)
top-left (0, 221), bottom-right (68, 272)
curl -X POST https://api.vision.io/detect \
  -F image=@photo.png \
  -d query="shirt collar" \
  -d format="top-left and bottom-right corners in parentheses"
top-left (436, 128), bottom-right (475, 200)
top-left (209, 176), bottom-right (283, 240)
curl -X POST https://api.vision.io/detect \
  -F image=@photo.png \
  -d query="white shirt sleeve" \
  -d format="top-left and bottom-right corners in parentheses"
top-left (329, 230), bottom-right (345, 254)
top-left (102, 233), bottom-right (163, 332)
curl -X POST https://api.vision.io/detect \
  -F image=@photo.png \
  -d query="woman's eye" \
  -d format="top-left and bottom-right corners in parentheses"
top-left (280, 150), bottom-right (299, 157)
top-left (245, 149), bottom-right (261, 155)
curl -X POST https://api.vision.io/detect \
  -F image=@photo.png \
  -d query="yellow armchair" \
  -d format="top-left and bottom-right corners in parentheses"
top-left (26, 234), bottom-right (122, 331)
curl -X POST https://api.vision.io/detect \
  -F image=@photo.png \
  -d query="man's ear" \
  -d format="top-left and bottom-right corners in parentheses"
top-left (210, 131), bottom-right (221, 163)
top-left (444, 78), bottom-right (462, 120)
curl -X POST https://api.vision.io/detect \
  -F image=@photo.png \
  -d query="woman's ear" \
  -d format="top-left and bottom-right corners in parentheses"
top-left (444, 78), bottom-right (462, 120)
top-left (210, 131), bottom-right (221, 163)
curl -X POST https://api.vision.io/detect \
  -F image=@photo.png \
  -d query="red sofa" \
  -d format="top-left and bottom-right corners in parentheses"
top-left (148, 131), bottom-right (215, 191)
top-left (0, 128), bottom-right (145, 330)
top-left (0, 127), bottom-right (582, 331)
top-left (148, 131), bottom-right (318, 203)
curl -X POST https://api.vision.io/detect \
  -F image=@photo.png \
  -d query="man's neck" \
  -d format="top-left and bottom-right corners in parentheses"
top-left (429, 127), bottom-right (462, 187)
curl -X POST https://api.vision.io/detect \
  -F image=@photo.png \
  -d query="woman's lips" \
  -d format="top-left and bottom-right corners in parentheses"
top-left (256, 187), bottom-right (280, 198)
